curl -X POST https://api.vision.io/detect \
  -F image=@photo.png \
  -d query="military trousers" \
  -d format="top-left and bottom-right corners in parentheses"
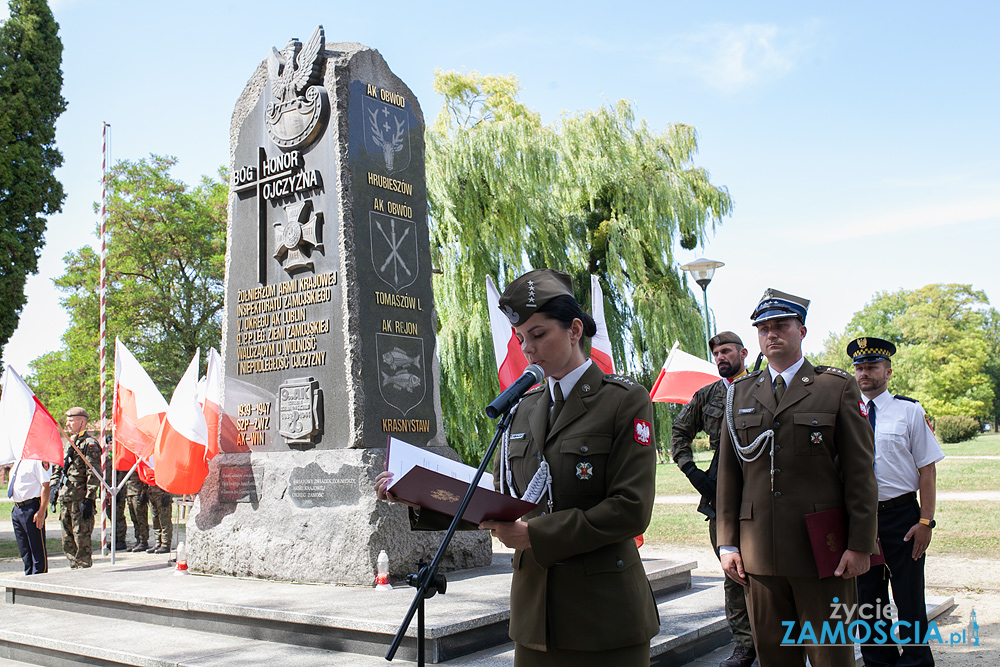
top-left (514, 641), bottom-right (650, 667)
top-left (127, 492), bottom-right (149, 544)
top-left (147, 487), bottom-right (173, 549)
top-left (104, 486), bottom-right (127, 544)
top-left (709, 517), bottom-right (754, 648)
top-left (746, 572), bottom-right (857, 667)
top-left (59, 500), bottom-right (95, 568)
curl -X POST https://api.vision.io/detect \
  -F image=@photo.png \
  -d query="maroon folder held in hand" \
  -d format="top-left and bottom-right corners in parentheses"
top-left (804, 507), bottom-right (885, 579)
top-left (390, 466), bottom-right (537, 524)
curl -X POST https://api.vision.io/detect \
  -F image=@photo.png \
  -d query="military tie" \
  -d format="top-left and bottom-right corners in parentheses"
top-left (773, 375), bottom-right (786, 404)
top-left (548, 382), bottom-right (564, 432)
top-left (868, 400), bottom-right (877, 432)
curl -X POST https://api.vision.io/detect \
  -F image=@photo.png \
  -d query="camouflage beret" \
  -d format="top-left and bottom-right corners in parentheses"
top-left (65, 406), bottom-right (89, 419)
top-left (498, 269), bottom-right (574, 325)
top-left (709, 331), bottom-right (744, 351)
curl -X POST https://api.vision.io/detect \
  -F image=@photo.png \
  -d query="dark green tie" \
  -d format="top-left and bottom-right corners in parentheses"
top-left (774, 375), bottom-right (786, 403)
top-left (548, 382), bottom-right (564, 431)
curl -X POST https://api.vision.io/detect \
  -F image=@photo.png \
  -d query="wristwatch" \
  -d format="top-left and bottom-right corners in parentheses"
top-left (918, 518), bottom-right (936, 529)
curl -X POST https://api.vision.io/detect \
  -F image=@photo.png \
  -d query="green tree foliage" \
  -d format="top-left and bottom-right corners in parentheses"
top-left (427, 71), bottom-right (733, 461)
top-left (28, 156), bottom-right (227, 415)
top-left (934, 415), bottom-right (981, 444)
top-left (0, 0), bottom-right (67, 362)
top-left (817, 284), bottom-right (994, 419)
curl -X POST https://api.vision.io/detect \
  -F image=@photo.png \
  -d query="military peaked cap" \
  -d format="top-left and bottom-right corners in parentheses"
top-left (751, 288), bottom-right (810, 325)
top-left (847, 337), bottom-right (896, 365)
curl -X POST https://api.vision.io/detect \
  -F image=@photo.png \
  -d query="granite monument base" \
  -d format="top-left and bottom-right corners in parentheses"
top-left (187, 448), bottom-right (491, 585)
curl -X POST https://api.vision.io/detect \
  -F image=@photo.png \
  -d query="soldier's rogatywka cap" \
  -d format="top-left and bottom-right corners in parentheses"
top-left (709, 331), bottom-right (744, 351)
top-left (498, 269), bottom-right (574, 325)
top-left (751, 288), bottom-right (810, 326)
top-left (65, 406), bottom-right (89, 419)
top-left (847, 337), bottom-right (896, 365)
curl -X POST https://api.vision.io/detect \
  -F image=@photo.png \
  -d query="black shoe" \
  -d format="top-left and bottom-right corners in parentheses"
top-left (720, 645), bottom-right (756, 667)
top-left (129, 543), bottom-right (148, 552)
top-left (146, 545), bottom-right (158, 553)
top-left (152, 546), bottom-right (170, 554)
top-left (114, 542), bottom-right (128, 551)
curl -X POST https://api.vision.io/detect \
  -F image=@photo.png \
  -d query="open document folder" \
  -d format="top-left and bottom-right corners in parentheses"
top-left (386, 437), bottom-right (537, 524)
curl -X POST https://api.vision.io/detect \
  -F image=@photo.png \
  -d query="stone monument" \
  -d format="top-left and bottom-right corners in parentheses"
top-left (186, 27), bottom-right (491, 585)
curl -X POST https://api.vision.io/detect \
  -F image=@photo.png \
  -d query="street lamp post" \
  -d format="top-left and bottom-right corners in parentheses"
top-left (680, 258), bottom-right (725, 361)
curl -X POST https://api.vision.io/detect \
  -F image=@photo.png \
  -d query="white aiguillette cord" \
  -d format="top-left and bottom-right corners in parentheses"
top-left (726, 382), bottom-right (776, 492)
top-left (499, 400), bottom-right (553, 513)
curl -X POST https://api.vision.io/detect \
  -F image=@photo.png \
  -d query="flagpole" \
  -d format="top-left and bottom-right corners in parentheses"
top-left (99, 122), bottom-right (111, 559)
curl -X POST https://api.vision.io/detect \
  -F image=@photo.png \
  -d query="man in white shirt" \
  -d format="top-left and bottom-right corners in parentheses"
top-left (849, 336), bottom-right (944, 667)
top-left (8, 457), bottom-right (52, 574)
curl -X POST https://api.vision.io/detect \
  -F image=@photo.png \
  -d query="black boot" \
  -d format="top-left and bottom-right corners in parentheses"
top-left (719, 645), bottom-right (756, 667)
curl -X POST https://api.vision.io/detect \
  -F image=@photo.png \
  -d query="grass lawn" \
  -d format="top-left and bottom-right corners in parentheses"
top-left (936, 458), bottom-right (1000, 491)
top-left (932, 501), bottom-right (1000, 557)
top-left (655, 451), bottom-right (712, 495)
top-left (940, 431), bottom-right (1000, 456)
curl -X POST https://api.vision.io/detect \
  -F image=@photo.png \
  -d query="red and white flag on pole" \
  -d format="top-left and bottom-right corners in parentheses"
top-left (113, 339), bottom-right (168, 465)
top-left (650, 342), bottom-right (721, 404)
top-left (0, 366), bottom-right (64, 466)
top-left (153, 350), bottom-right (210, 494)
top-left (486, 275), bottom-right (529, 390)
top-left (589, 275), bottom-right (615, 374)
top-left (198, 347), bottom-right (222, 461)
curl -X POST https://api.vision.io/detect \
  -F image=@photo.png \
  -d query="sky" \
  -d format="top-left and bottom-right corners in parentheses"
top-left (3, 0), bottom-right (999, 375)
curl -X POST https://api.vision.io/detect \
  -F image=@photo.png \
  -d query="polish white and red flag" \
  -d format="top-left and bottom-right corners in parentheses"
top-left (197, 347), bottom-right (222, 461)
top-left (486, 275), bottom-right (529, 390)
top-left (650, 342), bottom-right (721, 404)
top-left (0, 365), bottom-right (64, 466)
top-left (153, 350), bottom-right (210, 494)
top-left (589, 275), bottom-right (615, 374)
top-left (113, 339), bottom-right (168, 467)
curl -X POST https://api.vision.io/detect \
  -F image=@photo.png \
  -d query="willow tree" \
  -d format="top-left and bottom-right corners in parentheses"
top-left (427, 71), bottom-right (733, 461)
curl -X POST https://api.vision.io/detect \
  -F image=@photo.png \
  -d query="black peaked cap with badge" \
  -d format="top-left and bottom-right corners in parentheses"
top-left (750, 288), bottom-right (810, 325)
top-left (498, 269), bottom-right (575, 326)
top-left (846, 337), bottom-right (896, 365)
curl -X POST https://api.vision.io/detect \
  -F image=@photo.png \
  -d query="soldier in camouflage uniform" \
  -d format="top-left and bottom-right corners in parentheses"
top-left (51, 407), bottom-right (103, 568)
top-left (146, 481), bottom-right (173, 554)
top-left (102, 437), bottom-right (128, 550)
top-left (125, 475), bottom-right (150, 552)
top-left (671, 332), bottom-right (757, 667)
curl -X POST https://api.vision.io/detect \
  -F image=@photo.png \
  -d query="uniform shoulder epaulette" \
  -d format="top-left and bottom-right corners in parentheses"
top-left (524, 384), bottom-right (546, 396)
top-left (734, 369), bottom-right (762, 385)
top-left (894, 394), bottom-right (919, 403)
top-left (604, 374), bottom-right (640, 389)
top-left (813, 365), bottom-right (850, 378)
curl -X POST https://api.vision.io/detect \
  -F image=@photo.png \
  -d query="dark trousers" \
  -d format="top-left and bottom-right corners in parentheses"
top-left (857, 499), bottom-right (935, 667)
top-left (12, 499), bottom-right (48, 575)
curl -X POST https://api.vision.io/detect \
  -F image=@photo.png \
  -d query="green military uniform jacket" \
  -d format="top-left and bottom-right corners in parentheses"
top-left (498, 363), bottom-right (659, 652)
top-left (717, 360), bottom-right (878, 577)
top-left (670, 377), bottom-right (728, 518)
top-left (52, 433), bottom-right (103, 503)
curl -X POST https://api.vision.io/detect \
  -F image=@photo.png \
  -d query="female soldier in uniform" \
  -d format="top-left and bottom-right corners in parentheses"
top-left (376, 269), bottom-right (659, 666)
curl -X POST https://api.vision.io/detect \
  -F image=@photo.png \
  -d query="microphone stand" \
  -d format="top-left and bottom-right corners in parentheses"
top-left (385, 408), bottom-right (515, 664)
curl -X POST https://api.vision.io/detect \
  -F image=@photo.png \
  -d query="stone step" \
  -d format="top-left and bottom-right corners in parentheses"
top-left (1, 555), bottom-right (697, 665)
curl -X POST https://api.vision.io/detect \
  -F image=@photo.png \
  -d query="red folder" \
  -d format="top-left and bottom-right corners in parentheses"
top-left (390, 466), bottom-right (537, 524)
top-left (804, 507), bottom-right (885, 578)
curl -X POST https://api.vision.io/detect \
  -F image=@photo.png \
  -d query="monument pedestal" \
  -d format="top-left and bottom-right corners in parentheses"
top-left (188, 448), bottom-right (490, 585)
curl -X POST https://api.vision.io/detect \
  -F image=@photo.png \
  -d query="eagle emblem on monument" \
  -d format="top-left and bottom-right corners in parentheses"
top-left (265, 25), bottom-right (328, 150)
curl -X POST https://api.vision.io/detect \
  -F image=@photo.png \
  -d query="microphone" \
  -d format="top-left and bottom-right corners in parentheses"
top-left (485, 364), bottom-right (545, 419)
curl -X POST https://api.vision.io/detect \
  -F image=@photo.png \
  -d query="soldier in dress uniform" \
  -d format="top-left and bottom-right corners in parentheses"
top-left (146, 481), bottom-right (173, 554)
top-left (672, 331), bottom-right (756, 667)
top-left (717, 289), bottom-right (878, 667)
top-left (848, 337), bottom-right (944, 667)
top-left (51, 407), bottom-right (104, 568)
top-left (125, 475), bottom-right (151, 552)
top-left (8, 456), bottom-right (52, 574)
top-left (377, 269), bottom-right (660, 667)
